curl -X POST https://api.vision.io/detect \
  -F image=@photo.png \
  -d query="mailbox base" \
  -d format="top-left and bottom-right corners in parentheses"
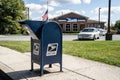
top-left (31, 38), bottom-right (62, 76)
top-left (105, 33), bottom-right (112, 40)
top-left (49, 64), bottom-right (52, 68)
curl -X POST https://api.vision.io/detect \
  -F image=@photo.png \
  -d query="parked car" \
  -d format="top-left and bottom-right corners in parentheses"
top-left (116, 29), bottom-right (120, 34)
top-left (97, 28), bottom-right (107, 36)
top-left (78, 27), bottom-right (100, 40)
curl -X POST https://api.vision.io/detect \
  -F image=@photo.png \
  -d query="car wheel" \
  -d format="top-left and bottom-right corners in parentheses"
top-left (97, 36), bottom-right (99, 39)
top-left (93, 35), bottom-right (96, 40)
top-left (78, 38), bottom-right (81, 40)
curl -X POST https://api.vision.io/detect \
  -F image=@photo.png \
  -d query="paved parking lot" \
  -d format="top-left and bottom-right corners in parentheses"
top-left (0, 35), bottom-right (30, 41)
top-left (0, 35), bottom-right (120, 41)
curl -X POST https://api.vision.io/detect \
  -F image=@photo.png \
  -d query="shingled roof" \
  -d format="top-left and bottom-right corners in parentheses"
top-left (52, 12), bottom-right (89, 20)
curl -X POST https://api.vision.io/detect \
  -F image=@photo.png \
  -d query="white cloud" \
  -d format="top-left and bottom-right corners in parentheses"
top-left (81, 10), bottom-right (86, 14)
top-left (48, 0), bottom-right (59, 6)
top-left (83, 0), bottom-right (91, 4)
top-left (111, 6), bottom-right (120, 14)
top-left (26, 3), bottom-right (54, 15)
top-left (49, 9), bottom-right (81, 19)
top-left (26, 3), bottom-right (43, 12)
top-left (91, 6), bottom-right (120, 17)
top-left (63, 0), bottom-right (81, 4)
top-left (48, 0), bottom-right (81, 4)
top-left (90, 7), bottom-right (108, 22)
top-left (90, 6), bottom-right (120, 24)
top-left (42, 4), bottom-right (54, 11)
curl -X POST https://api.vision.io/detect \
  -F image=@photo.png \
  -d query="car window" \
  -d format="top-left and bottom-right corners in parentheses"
top-left (95, 29), bottom-right (98, 32)
top-left (82, 29), bottom-right (94, 32)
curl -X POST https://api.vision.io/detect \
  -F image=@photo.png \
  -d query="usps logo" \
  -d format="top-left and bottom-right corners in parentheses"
top-left (33, 43), bottom-right (40, 55)
top-left (46, 43), bottom-right (58, 56)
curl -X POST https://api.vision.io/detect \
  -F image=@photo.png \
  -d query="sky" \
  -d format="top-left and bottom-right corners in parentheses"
top-left (23, 0), bottom-right (120, 24)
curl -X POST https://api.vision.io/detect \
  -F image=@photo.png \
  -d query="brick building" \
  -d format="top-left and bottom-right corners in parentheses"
top-left (51, 12), bottom-right (105, 32)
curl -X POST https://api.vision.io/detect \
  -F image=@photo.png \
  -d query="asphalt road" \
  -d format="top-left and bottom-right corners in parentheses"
top-left (0, 35), bottom-right (120, 41)
top-left (0, 35), bottom-right (30, 41)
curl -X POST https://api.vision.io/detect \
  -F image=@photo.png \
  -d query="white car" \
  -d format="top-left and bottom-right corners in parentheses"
top-left (78, 27), bottom-right (100, 40)
top-left (97, 28), bottom-right (107, 36)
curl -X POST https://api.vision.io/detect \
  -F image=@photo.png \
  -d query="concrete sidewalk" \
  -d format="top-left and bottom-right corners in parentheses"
top-left (0, 46), bottom-right (120, 80)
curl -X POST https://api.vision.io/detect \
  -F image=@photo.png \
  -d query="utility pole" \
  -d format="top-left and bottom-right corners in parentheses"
top-left (106, 0), bottom-right (112, 40)
top-left (98, 8), bottom-right (101, 27)
top-left (27, 7), bottom-right (29, 20)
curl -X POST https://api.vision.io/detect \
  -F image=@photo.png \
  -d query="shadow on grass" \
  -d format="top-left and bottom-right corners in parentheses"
top-left (73, 39), bottom-right (94, 41)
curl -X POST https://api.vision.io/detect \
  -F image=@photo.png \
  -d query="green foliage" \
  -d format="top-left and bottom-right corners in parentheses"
top-left (0, 0), bottom-right (27, 34)
top-left (115, 20), bottom-right (120, 29)
top-left (110, 24), bottom-right (116, 30)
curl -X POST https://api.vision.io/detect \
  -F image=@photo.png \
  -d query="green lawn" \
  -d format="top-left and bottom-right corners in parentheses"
top-left (0, 40), bottom-right (120, 67)
top-left (63, 41), bottom-right (120, 67)
top-left (0, 41), bottom-right (30, 53)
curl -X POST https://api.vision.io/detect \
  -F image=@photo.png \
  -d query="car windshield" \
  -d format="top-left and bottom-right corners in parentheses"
top-left (82, 29), bottom-right (94, 32)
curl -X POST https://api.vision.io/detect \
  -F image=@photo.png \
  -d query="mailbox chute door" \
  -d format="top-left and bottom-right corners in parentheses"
top-left (19, 20), bottom-right (44, 40)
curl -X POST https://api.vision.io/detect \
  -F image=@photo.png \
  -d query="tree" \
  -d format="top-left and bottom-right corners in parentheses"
top-left (0, 0), bottom-right (27, 34)
top-left (110, 24), bottom-right (116, 30)
top-left (115, 20), bottom-right (120, 30)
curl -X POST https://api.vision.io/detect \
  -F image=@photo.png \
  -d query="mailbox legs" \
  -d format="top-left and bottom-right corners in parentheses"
top-left (30, 61), bottom-right (33, 71)
top-left (49, 64), bottom-right (52, 68)
top-left (60, 62), bottom-right (62, 72)
top-left (30, 38), bottom-right (34, 71)
top-left (40, 63), bottom-right (44, 76)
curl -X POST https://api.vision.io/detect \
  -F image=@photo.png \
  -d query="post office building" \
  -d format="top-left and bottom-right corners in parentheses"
top-left (51, 12), bottom-right (105, 32)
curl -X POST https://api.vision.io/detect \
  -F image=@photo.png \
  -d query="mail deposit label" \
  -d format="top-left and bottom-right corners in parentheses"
top-left (46, 43), bottom-right (58, 56)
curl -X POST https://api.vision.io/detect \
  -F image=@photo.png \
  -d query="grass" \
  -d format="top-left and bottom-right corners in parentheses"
top-left (63, 41), bottom-right (120, 67)
top-left (0, 41), bottom-right (30, 53)
top-left (63, 32), bottom-right (78, 35)
top-left (0, 40), bottom-right (120, 67)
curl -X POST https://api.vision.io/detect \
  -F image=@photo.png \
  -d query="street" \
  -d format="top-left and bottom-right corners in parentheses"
top-left (0, 35), bottom-right (120, 41)
top-left (63, 35), bottom-right (120, 41)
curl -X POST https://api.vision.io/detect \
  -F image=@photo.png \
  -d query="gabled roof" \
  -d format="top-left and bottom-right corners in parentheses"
top-left (52, 12), bottom-right (89, 20)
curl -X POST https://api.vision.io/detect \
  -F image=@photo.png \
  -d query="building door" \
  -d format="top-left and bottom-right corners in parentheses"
top-left (80, 24), bottom-right (85, 30)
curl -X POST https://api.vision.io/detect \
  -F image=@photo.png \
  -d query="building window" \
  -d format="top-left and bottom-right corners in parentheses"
top-left (88, 24), bottom-right (90, 27)
top-left (73, 24), bottom-right (78, 32)
top-left (96, 24), bottom-right (100, 28)
top-left (66, 24), bottom-right (70, 32)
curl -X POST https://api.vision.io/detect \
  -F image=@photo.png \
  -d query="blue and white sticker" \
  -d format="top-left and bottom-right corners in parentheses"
top-left (33, 43), bottom-right (40, 55)
top-left (46, 43), bottom-right (58, 56)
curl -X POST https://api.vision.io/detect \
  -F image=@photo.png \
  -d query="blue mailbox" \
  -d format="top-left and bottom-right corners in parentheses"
top-left (19, 20), bottom-right (62, 76)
